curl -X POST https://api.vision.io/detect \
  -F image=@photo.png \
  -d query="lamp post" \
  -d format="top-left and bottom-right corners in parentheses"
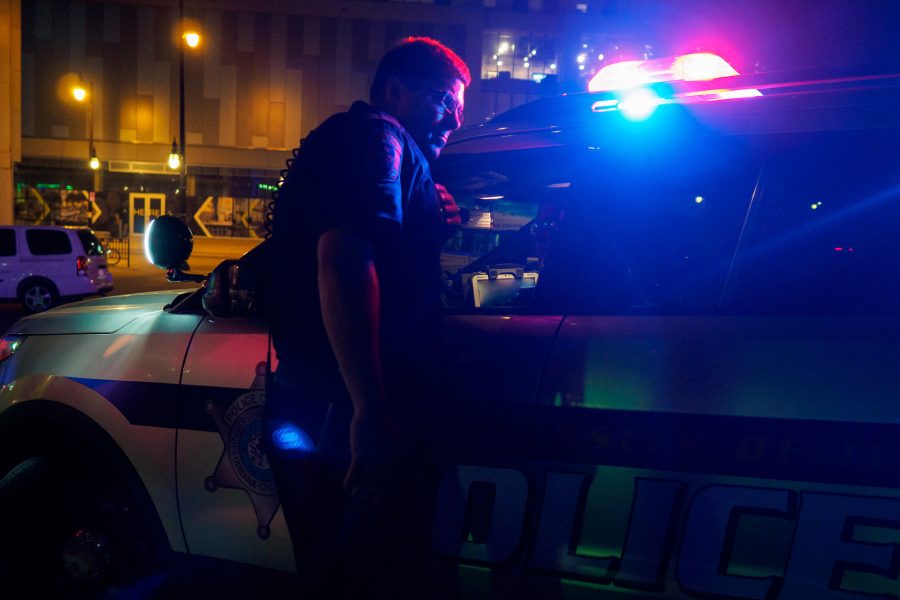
top-left (178, 0), bottom-right (186, 194)
top-left (73, 80), bottom-right (99, 174)
top-left (175, 0), bottom-right (201, 196)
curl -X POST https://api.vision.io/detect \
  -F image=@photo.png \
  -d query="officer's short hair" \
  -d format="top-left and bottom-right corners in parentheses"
top-left (370, 37), bottom-right (471, 104)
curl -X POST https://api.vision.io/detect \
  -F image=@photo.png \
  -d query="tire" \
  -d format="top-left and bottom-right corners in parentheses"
top-left (106, 247), bottom-right (121, 266)
top-left (0, 455), bottom-right (168, 597)
top-left (19, 278), bottom-right (59, 313)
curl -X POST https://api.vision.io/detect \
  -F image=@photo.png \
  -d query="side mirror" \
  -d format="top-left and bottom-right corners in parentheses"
top-left (202, 259), bottom-right (261, 318)
top-left (144, 216), bottom-right (205, 282)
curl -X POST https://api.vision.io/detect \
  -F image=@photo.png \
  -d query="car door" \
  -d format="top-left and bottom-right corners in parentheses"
top-left (536, 124), bottom-right (900, 598)
top-left (176, 312), bottom-right (295, 572)
top-left (22, 228), bottom-right (73, 292)
top-left (431, 143), bottom-right (599, 597)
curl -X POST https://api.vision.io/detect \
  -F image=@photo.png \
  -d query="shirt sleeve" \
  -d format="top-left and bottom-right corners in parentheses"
top-left (327, 122), bottom-right (404, 249)
top-left (310, 116), bottom-right (406, 247)
top-left (357, 125), bottom-right (404, 225)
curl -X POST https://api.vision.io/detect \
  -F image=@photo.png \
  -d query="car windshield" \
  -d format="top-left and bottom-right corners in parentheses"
top-left (76, 229), bottom-right (105, 256)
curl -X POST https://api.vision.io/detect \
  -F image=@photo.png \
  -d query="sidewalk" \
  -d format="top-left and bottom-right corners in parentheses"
top-left (187, 236), bottom-right (262, 258)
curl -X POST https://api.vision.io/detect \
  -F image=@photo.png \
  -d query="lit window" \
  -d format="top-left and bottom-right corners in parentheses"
top-left (482, 31), bottom-right (560, 82)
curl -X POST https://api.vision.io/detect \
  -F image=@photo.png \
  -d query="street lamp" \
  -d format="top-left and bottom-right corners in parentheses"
top-left (174, 1), bottom-right (201, 195)
top-left (184, 30), bottom-right (200, 49)
top-left (72, 80), bottom-right (98, 172)
top-left (168, 139), bottom-right (181, 171)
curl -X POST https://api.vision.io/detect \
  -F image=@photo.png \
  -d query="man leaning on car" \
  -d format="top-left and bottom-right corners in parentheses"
top-left (266, 37), bottom-right (469, 597)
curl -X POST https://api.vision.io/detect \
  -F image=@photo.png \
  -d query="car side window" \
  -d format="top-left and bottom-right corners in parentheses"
top-left (0, 230), bottom-right (15, 257)
top-left (25, 229), bottom-right (73, 256)
top-left (566, 133), bottom-right (763, 315)
top-left (76, 230), bottom-right (105, 256)
top-left (723, 128), bottom-right (900, 316)
top-left (437, 147), bottom-right (574, 311)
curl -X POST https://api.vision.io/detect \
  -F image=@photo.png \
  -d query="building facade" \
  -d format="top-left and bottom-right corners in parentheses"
top-left (12, 0), bottom-right (662, 236)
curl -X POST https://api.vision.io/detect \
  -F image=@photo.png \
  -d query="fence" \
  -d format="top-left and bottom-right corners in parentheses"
top-left (94, 231), bottom-right (131, 268)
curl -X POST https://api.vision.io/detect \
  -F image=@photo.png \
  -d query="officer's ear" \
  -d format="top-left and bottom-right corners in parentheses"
top-left (383, 76), bottom-right (408, 111)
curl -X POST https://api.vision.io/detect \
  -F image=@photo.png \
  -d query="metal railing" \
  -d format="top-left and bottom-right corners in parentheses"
top-left (102, 237), bottom-right (130, 268)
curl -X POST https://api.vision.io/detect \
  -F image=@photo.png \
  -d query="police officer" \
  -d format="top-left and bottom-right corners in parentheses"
top-left (266, 38), bottom-right (470, 597)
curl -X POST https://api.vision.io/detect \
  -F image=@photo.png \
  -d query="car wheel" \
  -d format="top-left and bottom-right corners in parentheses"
top-left (0, 455), bottom-right (168, 597)
top-left (19, 279), bottom-right (59, 313)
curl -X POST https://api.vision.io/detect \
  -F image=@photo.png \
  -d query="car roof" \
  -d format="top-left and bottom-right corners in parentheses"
top-left (447, 67), bottom-right (900, 156)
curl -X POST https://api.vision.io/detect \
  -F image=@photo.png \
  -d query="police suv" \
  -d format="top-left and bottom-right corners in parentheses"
top-left (2, 54), bottom-right (900, 598)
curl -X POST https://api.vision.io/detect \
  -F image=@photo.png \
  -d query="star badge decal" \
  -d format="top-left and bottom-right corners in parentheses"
top-left (204, 362), bottom-right (280, 539)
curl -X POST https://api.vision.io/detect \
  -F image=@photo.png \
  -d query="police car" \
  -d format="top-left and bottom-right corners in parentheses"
top-left (2, 53), bottom-right (900, 598)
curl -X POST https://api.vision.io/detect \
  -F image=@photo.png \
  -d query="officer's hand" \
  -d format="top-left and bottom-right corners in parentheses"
top-left (344, 410), bottom-right (401, 501)
top-left (435, 183), bottom-right (462, 228)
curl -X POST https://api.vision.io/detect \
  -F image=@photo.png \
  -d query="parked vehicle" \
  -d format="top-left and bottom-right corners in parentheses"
top-left (0, 225), bottom-right (113, 312)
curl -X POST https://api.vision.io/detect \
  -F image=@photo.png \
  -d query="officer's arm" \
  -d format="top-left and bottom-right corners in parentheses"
top-left (318, 226), bottom-right (385, 413)
top-left (318, 225), bottom-right (396, 497)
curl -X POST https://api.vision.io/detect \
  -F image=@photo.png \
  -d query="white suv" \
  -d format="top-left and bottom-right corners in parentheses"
top-left (0, 225), bottom-right (113, 312)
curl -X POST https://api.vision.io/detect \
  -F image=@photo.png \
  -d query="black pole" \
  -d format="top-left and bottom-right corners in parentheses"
top-left (88, 81), bottom-right (94, 161)
top-left (89, 80), bottom-right (97, 193)
top-left (179, 0), bottom-right (186, 195)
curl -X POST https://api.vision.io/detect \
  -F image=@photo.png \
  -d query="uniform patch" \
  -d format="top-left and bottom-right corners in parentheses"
top-left (365, 129), bottom-right (403, 182)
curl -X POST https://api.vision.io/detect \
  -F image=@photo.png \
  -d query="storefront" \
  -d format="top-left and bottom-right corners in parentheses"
top-left (14, 159), bottom-right (279, 240)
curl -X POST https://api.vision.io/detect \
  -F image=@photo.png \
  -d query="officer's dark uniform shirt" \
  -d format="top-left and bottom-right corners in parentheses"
top-left (271, 101), bottom-right (445, 419)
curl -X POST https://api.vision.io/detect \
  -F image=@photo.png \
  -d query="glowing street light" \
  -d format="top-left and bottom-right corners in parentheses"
top-left (89, 148), bottom-right (100, 170)
top-left (72, 85), bottom-right (87, 102)
top-left (183, 30), bottom-right (200, 48)
top-left (168, 139), bottom-right (182, 170)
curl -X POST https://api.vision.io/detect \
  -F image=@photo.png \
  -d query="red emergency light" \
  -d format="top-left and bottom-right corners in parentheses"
top-left (588, 52), bottom-right (761, 100)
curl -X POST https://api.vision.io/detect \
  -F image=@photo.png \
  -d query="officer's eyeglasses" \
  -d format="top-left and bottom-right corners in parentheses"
top-left (416, 87), bottom-right (464, 124)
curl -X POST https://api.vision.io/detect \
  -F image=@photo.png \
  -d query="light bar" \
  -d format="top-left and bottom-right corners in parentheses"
top-left (588, 52), bottom-right (752, 92)
top-left (672, 53), bottom-right (739, 81)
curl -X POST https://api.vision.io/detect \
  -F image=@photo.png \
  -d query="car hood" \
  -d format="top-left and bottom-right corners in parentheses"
top-left (7, 290), bottom-right (188, 335)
